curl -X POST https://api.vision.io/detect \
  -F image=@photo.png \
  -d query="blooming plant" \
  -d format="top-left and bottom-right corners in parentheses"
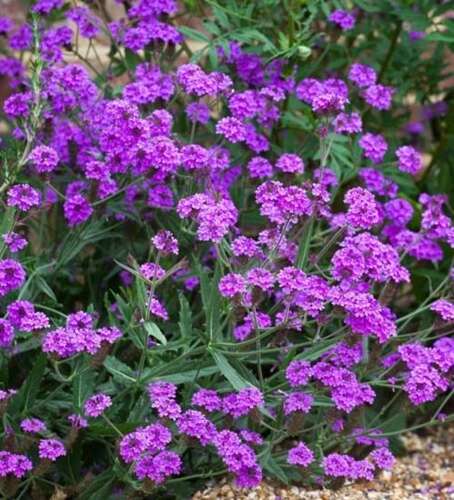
top-left (0, 0), bottom-right (452, 497)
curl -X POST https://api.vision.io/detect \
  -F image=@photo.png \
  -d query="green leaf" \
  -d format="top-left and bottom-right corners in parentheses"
top-left (104, 356), bottom-right (137, 385)
top-left (144, 321), bottom-right (167, 345)
top-left (262, 449), bottom-right (289, 484)
top-left (178, 26), bottom-right (210, 43)
top-left (9, 354), bottom-right (47, 415)
top-left (35, 275), bottom-right (57, 302)
top-left (154, 365), bottom-right (220, 384)
top-left (0, 207), bottom-right (15, 257)
top-left (296, 217), bottom-right (314, 268)
top-left (178, 293), bottom-right (193, 339)
top-left (294, 339), bottom-right (338, 362)
top-left (426, 32), bottom-right (454, 43)
top-left (72, 369), bottom-right (95, 411)
top-left (77, 470), bottom-right (115, 500)
top-left (210, 350), bottom-right (250, 390)
top-left (197, 261), bottom-right (221, 340)
top-left (212, 4), bottom-right (230, 29)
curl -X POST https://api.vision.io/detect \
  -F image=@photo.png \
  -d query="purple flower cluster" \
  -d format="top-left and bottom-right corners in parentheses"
top-left (399, 339), bottom-right (453, 404)
top-left (287, 442), bottom-right (314, 467)
top-left (323, 453), bottom-right (375, 481)
top-left (177, 194), bottom-right (238, 242)
top-left (84, 393), bottom-right (112, 417)
top-left (214, 430), bottom-right (262, 488)
top-left (42, 311), bottom-right (121, 358)
top-left (0, 259), bottom-right (26, 297)
top-left (20, 418), bottom-right (46, 434)
top-left (7, 184), bottom-right (41, 212)
top-left (0, 451), bottom-right (33, 478)
top-left (359, 133), bottom-right (388, 164)
top-left (395, 146), bottom-right (423, 175)
top-left (119, 422), bottom-right (172, 466)
top-left (328, 10), bottom-right (356, 30)
top-left (38, 439), bottom-right (66, 461)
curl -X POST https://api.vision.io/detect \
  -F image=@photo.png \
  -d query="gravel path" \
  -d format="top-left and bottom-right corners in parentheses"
top-left (193, 426), bottom-right (453, 500)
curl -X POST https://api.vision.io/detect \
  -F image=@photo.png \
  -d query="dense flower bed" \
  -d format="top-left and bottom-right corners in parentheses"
top-left (0, 0), bottom-right (452, 497)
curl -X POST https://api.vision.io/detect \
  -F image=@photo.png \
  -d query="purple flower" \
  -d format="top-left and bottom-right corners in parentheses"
top-left (64, 194), bottom-right (93, 227)
top-left (191, 389), bottom-right (222, 412)
top-left (222, 387), bottom-right (263, 418)
top-left (239, 430), bottom-right (263, 446)
top-left (7, 300), bottom-right (49, 331)
top-left (370, 447), bottom-right (395, 469)
top-left (285, 360), bottom-right (313, 387)
top-left (0, 451), bottom-right (33, 478)
top-left (32, 0), bottom-right (64, 15)
top-left (359, 133), bottom-right (388, 164)
top-left (2, 232), bottom-right (28, 252)
top-left (213, 430), bottom-right (262, 488)
top-left (409, 31), bottom-right (425, 42)
top-left (140, 263), bottom-right (166, 281)
top-left (284, 392), bottom-right (314, 415)
top-left (177, 410), bottom-right (216, 445)
top-left (38, 439), bottom-right (66, 461)
top-left (348, 63), bottom-right (377, 88)
top-left (0, 319), bottom-right (14, 347)
top-left (247, 268), bottom-right (274, 291)
top-left (84, 393), bottom-right (112, 417)
top-left (0, 259), bottom-right (26, 297)
top-left (233, 312), bottom-right (271, 341)
top-left (4, 92), bottom-right (31, 118)
top-left (276, 153), bottom-right (304, 174)
top-left (186, 102), bottom-right (210, 124)
top-left (256, 181), bottom-right (312, 224)
top-left (149, 297), bottom-right (169, 321)
top-left (277, 267), bottom-right (306, 294)
top-left (287, 442), bottom-right (314, 467)
top-left (216, 117), bottom-right (247, 143)
top-left (120, 423), bottom-right (172, 464)
top-left (219, 273), bottom-right (247, 298)
top-left (334, 112), bottom-right (362, 134)
top-left (384, 199), bottom-right (413, 227)
top-left (68, 414), bottom-right (88, 429)
top-left (182, 145), bottom-right (209, 172)
top-left (363, 84), bottom-right (394, 110)
top-left (323, 453), bottom-right (354, 478)
top-left (430, 299), bottom-right (454, 321)
top-left (68, 6), bottom-right (100, 39)
top-left (328, 10), bottom-right (356, 30)
top-left (177, 194), bottom-right (238, 243)
top-left (247, 157), bottom-right (273, 179)
top-left (7, 184), bottom-right (40, 212)
top-left (134, 450), bottom-right (182, 484)
top-left (231, 236), bottom-right (259, 258)
top-left (395, 145), bottom-right (422, 175)
top-left (147, 381), bottom-right (181, 420)
top-left (29, 145), bottom-right (59, 173)
top-left (344, 187), bottom-right (381, 230)
top-left (20, 418), bottom-right (46, 434)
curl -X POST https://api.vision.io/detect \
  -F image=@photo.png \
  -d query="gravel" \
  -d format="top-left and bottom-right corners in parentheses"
top-left (193, 426), bottom-right (454, 500)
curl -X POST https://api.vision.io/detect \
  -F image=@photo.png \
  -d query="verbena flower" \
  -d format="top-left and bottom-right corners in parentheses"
top-left (328, 10), bottom-right (356, 30)
top-left (0, 451), bottom-right (33, 478)
top-left (20, 418), bottom-right (46, 434)
top-left (84, 393), bottom-right (112, 417)
top-left (7, 184), bottom-right (40, 211)
top-left (287, 442), bottom-right (314, 467)
top-left (39, 439), bottom-right (66, 461)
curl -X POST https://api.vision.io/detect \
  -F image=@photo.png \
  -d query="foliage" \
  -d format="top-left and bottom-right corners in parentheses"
top-left (0, 0), bottom-right (452, 498)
